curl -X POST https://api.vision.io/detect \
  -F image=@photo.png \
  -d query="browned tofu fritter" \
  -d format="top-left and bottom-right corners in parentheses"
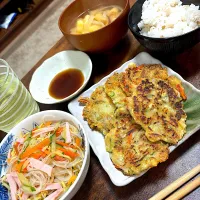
top-left (79, 85), bottom-right (135, 135)
top-left (105, 73), bottom-right (130, 117)
top-left (79, 86), bottom-right (116, 135)
top-left (119, 64), bottom-right (169, 97)
top-left (127, 79), bottom-right (187, 144)
top-left (119, 71), bottom-right (136, 97)
top-left (126, 64), bottom-right (168, 81)
top-left (105, 125), bottom-right (169, 175)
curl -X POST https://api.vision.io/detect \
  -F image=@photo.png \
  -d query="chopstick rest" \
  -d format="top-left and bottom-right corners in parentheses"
top-left (149, 164), bottom-right (200, 200)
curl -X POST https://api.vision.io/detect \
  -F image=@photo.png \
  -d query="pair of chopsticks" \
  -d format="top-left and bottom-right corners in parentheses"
top-left (149, 164), bottom-right (200, 200)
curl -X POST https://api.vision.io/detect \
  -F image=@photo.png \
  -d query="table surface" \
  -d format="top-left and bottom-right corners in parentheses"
top-left (2, 0), bottom-right (200, 199)
top-left (0, 0), bottom-right (54, 53)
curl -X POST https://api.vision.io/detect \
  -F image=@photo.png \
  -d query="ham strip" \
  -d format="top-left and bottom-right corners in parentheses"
top-left (45, 183), bottom-right (62, 190)
top-left (44, 188), bottom-right (63, 200)
top-left (10, 172), bottom-right (21, 188)
top-left (16, 138), bottom-right (25, 144)
top-left (66, 122), bottom-right (71, 143)
top-left (10, 172), bottom-right (29, 200)
top-left (29, 158), bottom-right (53, 176)
top-left (6, 174), bottom-right (17, 200)
top-left (7, 149), bottom-right (11, 160)
top-left (32, 127), bottom-right (55, 137)
top-left (22, 193), bottom-right (29, 200)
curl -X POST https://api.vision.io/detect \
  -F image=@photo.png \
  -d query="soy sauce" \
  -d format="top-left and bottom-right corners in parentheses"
top-left (49, 68), bottom-right (84, 99)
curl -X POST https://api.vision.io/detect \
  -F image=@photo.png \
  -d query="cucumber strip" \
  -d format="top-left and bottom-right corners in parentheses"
top-left (50, 123), bottom-right (60, 157)
top-left (22, 185), bottom-right (36, 193)
top-left (18, 173), bottom-right (36, 192)
top-left (19, 138), bottom-right (31, 159)
top-left (56, 144), bottom-right (63, 148)
top-left (51, 134), bottom-right (56, 157)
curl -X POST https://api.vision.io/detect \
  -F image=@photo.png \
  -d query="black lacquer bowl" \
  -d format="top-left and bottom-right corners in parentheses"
top-left (128, 0), bottom-right (200, 54)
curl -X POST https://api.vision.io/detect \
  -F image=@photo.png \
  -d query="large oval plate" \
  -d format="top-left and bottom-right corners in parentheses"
top-left (68, 52), bottom-right (200, 186)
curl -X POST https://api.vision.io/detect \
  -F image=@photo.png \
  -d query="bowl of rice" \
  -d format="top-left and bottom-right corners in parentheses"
top-left (128, 0), bottom-right (200, 54)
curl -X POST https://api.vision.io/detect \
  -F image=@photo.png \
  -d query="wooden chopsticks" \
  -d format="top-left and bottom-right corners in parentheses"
top-left (165, 176), bottom-right (200, 200)
top-left (149, 164), bottom-right (200, 200)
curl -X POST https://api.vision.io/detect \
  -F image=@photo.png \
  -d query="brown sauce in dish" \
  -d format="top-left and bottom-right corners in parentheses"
top-left (49, 68), bottom-right (84, 99)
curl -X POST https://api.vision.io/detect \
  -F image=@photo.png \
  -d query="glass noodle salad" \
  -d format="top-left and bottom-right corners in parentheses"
top-left (1, 120), bottom-right (84, 200)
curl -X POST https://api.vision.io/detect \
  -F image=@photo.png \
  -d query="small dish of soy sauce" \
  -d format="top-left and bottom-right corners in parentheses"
top-left (29, 50), bottom-right (92, 104)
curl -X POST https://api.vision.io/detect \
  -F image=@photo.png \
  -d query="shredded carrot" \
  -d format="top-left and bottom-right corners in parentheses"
top-left (32, 127), bottom-right (38, 132)
top-left (7, 158), bottom-right (11, 164)
top-left (135, 64), bottom-right (144, 71)
top-left (75, 137), bottom-right (81, 147)
top-left (41, 121), bottom-right (52, 128)
top-left (128, 132), bottom-right (132, 145)
top-left (22, 168), bottom-right (28, 173)
top-left (176, 84), bottom-right (187, 100)
top-left (31, 151), bottom-right (46, 159)
top-left (67, 175), bottom-right (77, 185)
top-left (54, 155), bottom-right (66, 161)
top-left (56, 140), bottom-right (77, 149)
top-left (56, 127), bottom-right (63, 136)
top-left (56, 140), bottom-right (70, 147)
top-left (133, 78), bottom-right (142, 85)
top-left (114, 164), bottom-right (121, 170)
top-left (20, 138), bottom-right (50, 159)
top-left (13, 142), bottom-right (20, 155)
top-left (57, 147), bottom-right (78, 159)
top-left (14, 160), bottom-right (25, 172)
top-left (43, 149), bottom-right (51, 155)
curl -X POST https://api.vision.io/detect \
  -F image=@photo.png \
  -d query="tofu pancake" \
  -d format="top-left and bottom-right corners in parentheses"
top-left (127, 79), bottom-right (187, 144)
top-left (105, 73), bottom-right (130, 117)
top-left (79, 86), bottom-right (116, 135)
top-left (105, 125), bottom-right (169, 175)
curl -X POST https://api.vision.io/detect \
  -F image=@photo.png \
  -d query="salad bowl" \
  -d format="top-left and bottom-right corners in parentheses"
top-left (0, 110), bottom-right (90, 200)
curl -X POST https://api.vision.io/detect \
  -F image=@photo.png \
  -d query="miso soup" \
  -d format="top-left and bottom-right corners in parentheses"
top-left (70, 5), bottom-right (123, 34)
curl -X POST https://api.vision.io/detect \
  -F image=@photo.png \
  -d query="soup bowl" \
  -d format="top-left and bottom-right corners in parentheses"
top-left (58, 0), bottom-right (130, 52)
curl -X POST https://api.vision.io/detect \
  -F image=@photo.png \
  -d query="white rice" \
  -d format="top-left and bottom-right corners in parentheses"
top-left (138, 0), bottom-right (200, 38)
